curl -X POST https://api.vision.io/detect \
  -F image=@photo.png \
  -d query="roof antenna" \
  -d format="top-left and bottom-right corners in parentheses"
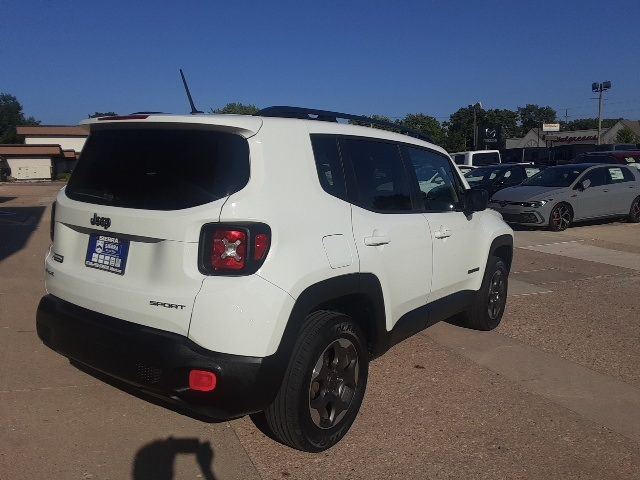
top-left (179, 68), bottom-right (203, 114)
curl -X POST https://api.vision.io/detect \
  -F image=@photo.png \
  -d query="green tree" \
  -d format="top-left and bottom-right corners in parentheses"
top-left (211, 102), bottom-right (259, 115)
top-left (399, 113), bottom-right (445, 146)
top-left (89, 112), bottom-right (118, 118)
top-left (0, 93), bottom-right (40, 144)
top-left (444, 105), bottom-right (487, 151)
top-left (560, 118), bottom-right (622, 131)
top-left (517, 104), bottom-right (557, 135)
top-left (615, 126), bottom-right (639, 143)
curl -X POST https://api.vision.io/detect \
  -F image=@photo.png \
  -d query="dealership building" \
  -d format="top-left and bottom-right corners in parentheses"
top-left (506, 119), bottom-right (640, 148)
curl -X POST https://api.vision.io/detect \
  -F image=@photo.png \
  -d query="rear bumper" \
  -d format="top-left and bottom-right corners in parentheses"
top-left (36, 294), bottom-right (283, 420)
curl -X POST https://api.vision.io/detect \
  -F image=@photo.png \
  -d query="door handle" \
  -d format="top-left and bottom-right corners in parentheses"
top-left (434, 227), bottom-right (451, 239)
top-left (364, 235), bottom-right (390, 246)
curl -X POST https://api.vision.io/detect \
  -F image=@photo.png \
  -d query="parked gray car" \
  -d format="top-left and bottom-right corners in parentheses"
top-left (489, 163), bottom-right (640, 231)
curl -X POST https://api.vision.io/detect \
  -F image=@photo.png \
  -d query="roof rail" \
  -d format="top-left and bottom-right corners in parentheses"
top-left (255, 106), bottom-right (432, 142)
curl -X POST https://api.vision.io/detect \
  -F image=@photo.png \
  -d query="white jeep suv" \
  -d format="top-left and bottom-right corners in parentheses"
top-left (37, 107), bottom-right (513, 452)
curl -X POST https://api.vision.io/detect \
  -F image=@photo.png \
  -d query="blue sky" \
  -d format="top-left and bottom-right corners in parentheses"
top-left (2, 0), bottom-right (639, 124)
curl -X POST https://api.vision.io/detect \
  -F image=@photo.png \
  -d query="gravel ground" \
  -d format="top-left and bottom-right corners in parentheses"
top-left (501, 248), bottom-right (640, 388)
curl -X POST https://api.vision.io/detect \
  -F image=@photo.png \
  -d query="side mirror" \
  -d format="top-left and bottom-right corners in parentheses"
top-left (465, 188), bottom-right (488, 213)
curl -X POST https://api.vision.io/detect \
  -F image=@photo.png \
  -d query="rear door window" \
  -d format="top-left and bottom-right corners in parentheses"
top-left (340, 138), bottom-right (412, 212)
top-left (311, 135), bottom-right (347, 201)
top-left (66, 127), bottom-right (249, 210)
top-left (607, 167), bottom-right (627, 183)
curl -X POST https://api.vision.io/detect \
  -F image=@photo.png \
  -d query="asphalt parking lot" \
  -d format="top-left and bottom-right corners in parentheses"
top-left (2, 182), bottom-right (640, 480)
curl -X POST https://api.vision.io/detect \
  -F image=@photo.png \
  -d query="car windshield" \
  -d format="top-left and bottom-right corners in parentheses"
top-left (464, 167), bottom-right (504, 184)
top-left (523, 165), bottom-right (588, 187)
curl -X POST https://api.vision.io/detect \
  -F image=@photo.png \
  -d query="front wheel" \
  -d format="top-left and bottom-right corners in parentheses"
top-left (549, 203), bottom-right (572, 231)
top-left (257, 311), bottom-right (369, 452)
top-left (628, 196), bottom-right (640, 223)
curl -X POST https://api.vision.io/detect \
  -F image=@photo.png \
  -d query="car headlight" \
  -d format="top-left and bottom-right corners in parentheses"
top-left (522, 200), bottom-right (547, 208)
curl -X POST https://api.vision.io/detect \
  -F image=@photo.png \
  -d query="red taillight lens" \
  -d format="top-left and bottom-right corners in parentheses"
top-left (189, 370), bottom-right (217, 392)
top-left (211, 229), bottom-right (247, 271)
top-left (254, 233), bottom-right (270, 261)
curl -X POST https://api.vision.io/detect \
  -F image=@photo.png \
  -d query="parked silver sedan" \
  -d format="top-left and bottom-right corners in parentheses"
top-left (489, 163), bottom-right (640, 231)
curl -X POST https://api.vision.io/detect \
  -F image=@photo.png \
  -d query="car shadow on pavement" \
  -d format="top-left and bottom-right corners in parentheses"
top-left (0, 206), bottom-right (46, 262)
top-left (133, 436), bottom-right (217, 480)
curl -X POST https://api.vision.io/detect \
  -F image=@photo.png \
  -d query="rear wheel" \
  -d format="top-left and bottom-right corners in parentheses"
top-left (466, 256), bottom-right (508, 331)
top-left (256, 311), bottom-right (368, 452)
top-left (549, 203), bottom-right (572, 231)
top-left (628, 196), bottom-right (640, 223)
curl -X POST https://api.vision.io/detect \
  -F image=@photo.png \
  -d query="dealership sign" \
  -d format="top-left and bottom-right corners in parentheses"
top-left (542, 123), bottom-right (560, 132)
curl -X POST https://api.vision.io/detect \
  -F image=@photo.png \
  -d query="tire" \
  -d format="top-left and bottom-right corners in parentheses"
top-left (466, 256), bottom-right (508, 331)
top-left (548, 203), bottom-right (572, 231)
top-left (257, 311), bottom-right (369, 452)
top-left (628, 196), bottom-right (640, 223)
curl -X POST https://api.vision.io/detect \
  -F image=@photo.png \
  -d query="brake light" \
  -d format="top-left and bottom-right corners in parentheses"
top-left (50, 201), bottom-right (57, 242)
top-left (211, 229), bottom-right (247, 271)
top-left (189, 370), bottom-right (217, 392)
top-left (254, 233), bottom-right (270, 261)
top-left (97, 114), bottom-right (149, 121)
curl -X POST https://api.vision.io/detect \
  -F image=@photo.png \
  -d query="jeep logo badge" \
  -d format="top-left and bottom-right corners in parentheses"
top-left (90, 213), bottom-right (111, 230)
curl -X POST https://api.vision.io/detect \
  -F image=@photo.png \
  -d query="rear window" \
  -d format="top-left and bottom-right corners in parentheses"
top-left (472, 152), bottom-right (500, 166)
top-left (66, 127), bottom-right (249, 210)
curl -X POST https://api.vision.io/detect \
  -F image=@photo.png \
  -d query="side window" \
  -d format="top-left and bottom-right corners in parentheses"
top-left (453, 154), bottom-right (466, 165)
top-left (621, 167), bottom-right (636, 182)
top-left (310, 135), bottom-right (347, 201)
top-left (342, 138), bottom-right (412, 212)
top-left (473, 152), bottom-right (500, 166)
top-left (525, 167), bottom-right (541, 178)
top-left (582, 168), bottom-right (608, 187)
top-left (505, 167), bottom-right (525, 183)
top-left (404, 147), bottom-right (461, 212)
top-left (607, 167), bottom-right (626, 183)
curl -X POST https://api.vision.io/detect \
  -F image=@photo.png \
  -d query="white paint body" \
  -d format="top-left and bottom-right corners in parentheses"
top-left (46, 114), bottom-right (512, 358)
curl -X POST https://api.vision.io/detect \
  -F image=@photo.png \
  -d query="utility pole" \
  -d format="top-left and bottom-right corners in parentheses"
top-left (472, 102), bottom-right (482, 150)
top-left (592, 81), bottom-right (612, 145)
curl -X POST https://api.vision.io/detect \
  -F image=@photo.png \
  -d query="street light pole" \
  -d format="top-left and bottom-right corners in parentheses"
top-left (472, 102), bottom-right (482, 150)
top-left (592, 81), bottom-right (612, 145)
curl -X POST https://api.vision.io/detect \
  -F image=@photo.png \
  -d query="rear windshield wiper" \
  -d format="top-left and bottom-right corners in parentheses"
top-left (70, 190), bottom-right (116, 202)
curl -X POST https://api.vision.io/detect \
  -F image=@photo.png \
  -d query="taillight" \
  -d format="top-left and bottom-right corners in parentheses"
top-left (50, 201), bottom-right (57, 242)
top-left (212, 229), bottom-right (247, 271)
top-left (199, 223), bottom-right (271, 275)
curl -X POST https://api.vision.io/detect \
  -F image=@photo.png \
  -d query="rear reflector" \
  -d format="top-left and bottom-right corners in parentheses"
top-left (254, 233), bottom-right (270, 261)
top-left (189, 370), bottom-right (217, 392)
